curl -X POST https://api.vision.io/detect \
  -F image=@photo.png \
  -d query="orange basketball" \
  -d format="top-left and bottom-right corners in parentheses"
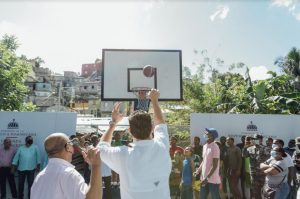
top-left (143, 65), bottom-right (155, 77)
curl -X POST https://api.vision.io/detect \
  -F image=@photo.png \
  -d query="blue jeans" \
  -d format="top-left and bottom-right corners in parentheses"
top-left (274, 182), bottom-right (290, 199)
top-left (200, 183), bottom-right (220, 199)
top-left (180, 184), bottom-right (193, 199)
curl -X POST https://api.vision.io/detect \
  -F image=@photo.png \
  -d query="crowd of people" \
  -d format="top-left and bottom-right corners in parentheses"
top-left (170, 131), bottom-right (300, 199)
top-left (1, 88), bottom-right (300, 199)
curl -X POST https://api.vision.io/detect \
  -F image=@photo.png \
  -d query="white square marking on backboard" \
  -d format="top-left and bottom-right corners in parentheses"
top-left (128, 68), bottom-right (156, 91)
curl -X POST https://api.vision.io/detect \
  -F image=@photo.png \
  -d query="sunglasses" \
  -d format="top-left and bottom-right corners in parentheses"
top-left (64, 141), bottom-right (74, 147)
top-left (67, 138), bottom-right (85, 152)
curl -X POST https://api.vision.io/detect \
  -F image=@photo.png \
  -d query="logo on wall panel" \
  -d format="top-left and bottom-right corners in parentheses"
top-left (238, 121), bottom-right (260, 137)
top-left (246, 121), bottom-right (257, 132)
top-left (7, 119), bottom-right (19, 129)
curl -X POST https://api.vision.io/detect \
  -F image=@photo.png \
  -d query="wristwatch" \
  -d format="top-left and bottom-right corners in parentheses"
top-left (109, 120), bottom-right (116, 127)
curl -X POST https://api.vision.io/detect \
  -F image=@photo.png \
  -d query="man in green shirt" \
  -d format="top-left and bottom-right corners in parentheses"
top-left (12, 136), bottom-right (41, 199)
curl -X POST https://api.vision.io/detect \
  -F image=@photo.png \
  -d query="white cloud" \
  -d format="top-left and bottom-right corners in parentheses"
top-left (289, 4), bottom-right (296, 11)
top-left (210, 5), bottom-right (230, 22)
top-left (272, 0), bottom-right (295, 7)
top-left (294, 12), bottom-right (300, 20)
top-left (249, 66), bottom-right (272, 81)
top-left (271, 0), bottom-right (300, 21)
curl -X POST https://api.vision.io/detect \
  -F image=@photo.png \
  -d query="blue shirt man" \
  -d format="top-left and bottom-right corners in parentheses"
top-left (12, 136), bottom-right (41, 199)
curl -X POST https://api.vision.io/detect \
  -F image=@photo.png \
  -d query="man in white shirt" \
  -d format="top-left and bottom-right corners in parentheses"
top-left (272, 139), bottom-right (295, 181)
top-left (98, 89), bottom-right (172, 199)
top-left (30, 133), bottom-right (101, 199)
top-left (272, 139), bottom-right (294, 199)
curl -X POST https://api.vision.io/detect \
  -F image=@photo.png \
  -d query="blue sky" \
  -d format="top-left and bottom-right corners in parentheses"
top-left (0, 0), bottom-right (299, 80)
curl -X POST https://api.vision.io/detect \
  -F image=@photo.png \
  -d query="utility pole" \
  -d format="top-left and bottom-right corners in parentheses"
top-left (58, 81), bottom-right (62, 112)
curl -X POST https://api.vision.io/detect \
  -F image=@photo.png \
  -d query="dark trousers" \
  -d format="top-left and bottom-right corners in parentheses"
top-left (180, 184), bottom-right (193, 199)
top-left (102, 176), bottom-right (112, 199)
top-left (0, 167), bottom-right (17, 198)
top-left (18, 170), bottom-right (35, 199)
top-left (250, 175), bottom-right (265, 199)
top-left (228, 169), bottom-right (242, 199)
top-left (200, 182), bottom-right (221, 199)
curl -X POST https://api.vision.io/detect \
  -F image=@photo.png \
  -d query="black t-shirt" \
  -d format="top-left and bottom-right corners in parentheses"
top-left (236, 143), bottom-right (244, 151)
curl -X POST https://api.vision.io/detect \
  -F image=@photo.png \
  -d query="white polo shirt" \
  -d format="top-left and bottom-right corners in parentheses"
top-left (31, 158), bottom-right (88, 199)
top-left (101, 160), bottom-right (112, 177)
top-left (270, 152), bottom-right (294, 167)
top-left (99, 123), bottom-right (172, 199)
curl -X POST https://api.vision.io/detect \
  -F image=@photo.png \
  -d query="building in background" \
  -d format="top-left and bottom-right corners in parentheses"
top-left (23, 58), bottom-right (129, 117)
top-left (81, 59), bottom-right (102, 79)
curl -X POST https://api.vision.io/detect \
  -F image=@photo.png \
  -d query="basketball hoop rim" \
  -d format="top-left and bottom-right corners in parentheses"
top-left (131, 87), bottom-right (152, 92)
top-left (131, 87), bottom-right (152, 98)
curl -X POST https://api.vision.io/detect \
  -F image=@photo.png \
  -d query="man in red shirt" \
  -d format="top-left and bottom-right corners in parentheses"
top-left (170, 136), bottom-right (184, 159)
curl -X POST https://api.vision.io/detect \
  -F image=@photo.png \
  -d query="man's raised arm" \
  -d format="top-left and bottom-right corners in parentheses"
top-left (149, 89), bottom-right (164, 125)
top-left (100, 102), bottom-right (123, 143)
top-left (83, 148), bottom-right (102, 199)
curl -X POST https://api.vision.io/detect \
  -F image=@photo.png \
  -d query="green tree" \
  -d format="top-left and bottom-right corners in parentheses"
top-left (275, 47), bottom-right (300, 80)
top-left (0, 35), bottom-right (35, 111)
top-left (259, 74), bottom-right (300, 114)
top-left (1, 34), bottom-right (19, 51)
top-left (183, 66), bottom-right (191, 79)
top-left (32, 56), bottom-right (45, 68)
top-left (166, 67), bottom-right (300, 125)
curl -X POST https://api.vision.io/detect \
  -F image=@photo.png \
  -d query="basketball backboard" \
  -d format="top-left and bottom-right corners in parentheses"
top-left (101, 49), bottom-right (182, 101)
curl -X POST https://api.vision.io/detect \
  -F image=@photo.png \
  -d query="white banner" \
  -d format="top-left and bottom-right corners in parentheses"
top-left (0, 112), bottom-right (77, 165)
top-left (191, 113), bottom-right (300, 145)
top-left (77, 117), bottom-right (129, 133)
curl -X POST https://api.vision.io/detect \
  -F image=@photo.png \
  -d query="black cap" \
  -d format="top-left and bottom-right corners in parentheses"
top-left (253, 133), bottom-right (263, 139)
